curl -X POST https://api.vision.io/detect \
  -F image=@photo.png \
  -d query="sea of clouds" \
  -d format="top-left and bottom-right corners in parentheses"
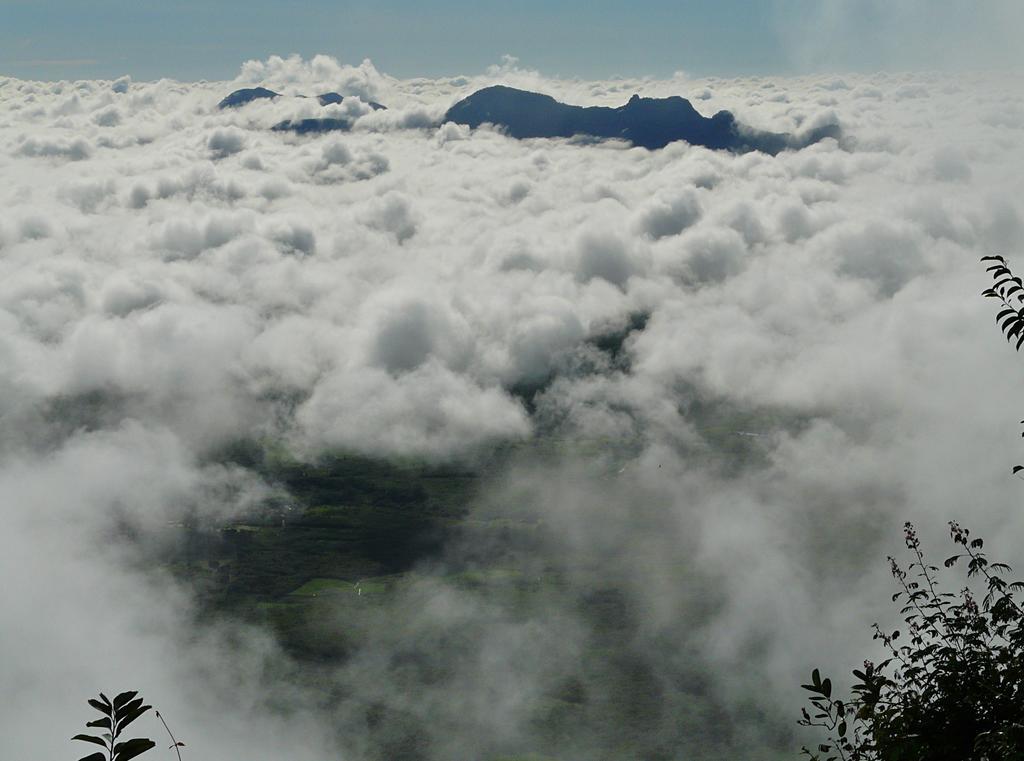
top-left (2, 53), bottom-right (1024, 760)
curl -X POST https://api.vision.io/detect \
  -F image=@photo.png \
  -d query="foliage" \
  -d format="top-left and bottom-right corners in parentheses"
top-left (982, 254), bottom-right (1024, 352)
top-left (72, 691), bottom-right (156, 761)
top-left (982, 254), bottom-right (1024, 478)
top-left (798, 522), bottom-right (1024, 760)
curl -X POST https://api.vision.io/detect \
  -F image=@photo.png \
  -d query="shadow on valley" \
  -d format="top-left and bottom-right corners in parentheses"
top-left (131, 300), bottom-right (809, 761)
top-left (163, 449), bottom-right (790, 760)
top-left (151, 398), bottom-right (805, 761)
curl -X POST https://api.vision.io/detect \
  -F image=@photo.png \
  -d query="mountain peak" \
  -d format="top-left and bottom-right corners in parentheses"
top-left (444, 86), bottom-right (838, 153)
top-left (217, 86), bottom-right (280, 109)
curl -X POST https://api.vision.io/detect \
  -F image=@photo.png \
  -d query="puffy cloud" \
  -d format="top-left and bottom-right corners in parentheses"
top-left (305, 139), bottom-right (390, 184)
top-left (110, 75), bottom-right (131, 94)
top-left (357, 190), bottom-right (418, 242)
top-left (575, 229), bottom-right (635, 287)
top-left (17, 135), bottom-right (92, 160)
top-left (297, 362), bottom-right (529, 458)
top-left (93, 106), bottom-right (122, 127)
top-left (235, 54), bottom-right (386, 101)
top-left (632, 188), bottom-right (703, 240)
top-left (208, 127), bottom-right (246, 158)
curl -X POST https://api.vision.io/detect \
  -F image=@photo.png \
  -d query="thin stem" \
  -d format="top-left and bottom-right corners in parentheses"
top-left (155, 710), bottom-right (183, 761)
top-left (109, 704), bottom-right (118, 761)
top-left (911, 551), bottom-right (966, 661)
top-left (890, 564), bottom-right (939, 682)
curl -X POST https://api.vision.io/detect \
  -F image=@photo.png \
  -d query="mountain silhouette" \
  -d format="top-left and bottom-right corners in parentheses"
top-left (270, 101), bottom-right (387, 134)
top-left (218, 87), bottom-right (280, 109)
top-left (218, 87), bottom-right (387, 114)
top-left (271, 117), bottom-right (353, 134)
top-left (443, 86), bottom-right (840, 153)
top-left (316, 92), bottom-right (388, 111)
top-left (217, 87), bottom-right (388, 133)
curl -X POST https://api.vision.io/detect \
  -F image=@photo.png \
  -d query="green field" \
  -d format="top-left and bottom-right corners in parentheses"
top-left (162, 425), bottom-right (798, 761)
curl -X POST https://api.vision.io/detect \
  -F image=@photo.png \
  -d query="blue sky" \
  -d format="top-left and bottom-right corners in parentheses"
top-left (1, 0), bottom-right (1021, 81)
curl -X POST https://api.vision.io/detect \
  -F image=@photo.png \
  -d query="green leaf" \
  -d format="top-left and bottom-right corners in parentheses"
top-left (113, 737), bottom-right (156, 761)
top-left (87, 717), bottom-right (113, 731)
top-left (115, 704), bottom-right (152, 737)
top-left (812, 668), bottom-right (821, 687)
top-left (88, 699), bottom-right (113, 716)
top-left (113, 691), bottom-right (139, 711)
top-left (822, 678), bottom-right (832, 698)
top-left (118, 697), bottom-right (145, 716)
top-left (79, 754), bottom-right (107, 761)
top-left (72, 734), bottom-right (108, 747)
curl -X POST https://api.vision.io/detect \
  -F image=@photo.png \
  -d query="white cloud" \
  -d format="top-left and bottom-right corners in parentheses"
top-left (18, 135), bottom-right (92, 160)
top-left (235, 54), bottom-right (386, 101)
top-left (2, 55), bottom-right (1024, 760)
top-left (208, 127), bottom-right (246, 158)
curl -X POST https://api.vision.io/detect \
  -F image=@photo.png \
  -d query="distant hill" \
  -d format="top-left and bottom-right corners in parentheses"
top-left (443, 85), bottom-right (840, 153)
top-left (218, 87), bottom-right (280, 109)
top-left (271, 117), bottom-right (354, 134)
top-left (270, 99), bottom-right (387, 134)
top-left (315, 92), bottom-right (388, 111)
top-left (218, 87), bottom-right (388, 133)
top-left (218, 84), bottom-right (838, 151)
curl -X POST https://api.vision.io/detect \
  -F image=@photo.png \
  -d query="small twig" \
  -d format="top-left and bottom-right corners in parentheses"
top-left (155, 710), bottom-right (184, 761)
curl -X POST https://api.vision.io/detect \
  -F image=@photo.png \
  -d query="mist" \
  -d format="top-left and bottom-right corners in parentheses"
top-left (2, 54), bottom-right (1024, 760)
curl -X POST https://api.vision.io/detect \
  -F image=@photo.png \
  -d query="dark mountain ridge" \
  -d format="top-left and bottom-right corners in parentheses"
top-left (218, 87), bottom-right (386, 110)
top-left (217, 88), bottom-right (386, 134)
top-left (217, 84), bottom-right (839, 152)
top-left (443, 85), bottom-right (840, 154)
top-left (217, 87), bottom-right (280, 109)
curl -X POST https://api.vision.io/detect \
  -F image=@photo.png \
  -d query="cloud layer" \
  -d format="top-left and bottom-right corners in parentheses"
top-left (2, 55), bottom-right (1024, 759)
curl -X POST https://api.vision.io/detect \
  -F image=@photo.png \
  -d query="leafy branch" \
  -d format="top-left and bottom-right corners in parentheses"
top-left (72, 691), bottom-right (156, 761)
top-left (982, 254), bottom-right (1024, 351)
top-left (798, 523), bottom-right (1024, 761)
top-left (982, 254), bottom-right (1024, 479)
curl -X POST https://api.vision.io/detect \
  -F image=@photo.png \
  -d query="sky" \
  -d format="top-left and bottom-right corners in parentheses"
top-left (2, 0), bottom-right (1023, 82)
